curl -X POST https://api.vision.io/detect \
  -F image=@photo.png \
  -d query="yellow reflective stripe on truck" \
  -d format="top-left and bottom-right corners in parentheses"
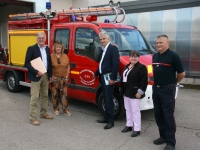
top-left (8, 30), bottom-right (44, 35)
top-left (71, 71), bottom-right (80, 75)
top-left (147, 65), bottom-right (152, 74)
top-left (8, 30), bottom-right (45, 35)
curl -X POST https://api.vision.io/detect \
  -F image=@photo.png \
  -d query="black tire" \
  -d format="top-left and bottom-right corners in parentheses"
top-left (6, 72), bottom-right (22, 93)
top-left (97, 90), bottom-right (125, 119)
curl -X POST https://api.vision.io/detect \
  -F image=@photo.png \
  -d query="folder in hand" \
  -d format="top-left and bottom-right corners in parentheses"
top-left (103, 73), bottom-right (121, 85)
top-left (30, 57), bottom-right (47, 73)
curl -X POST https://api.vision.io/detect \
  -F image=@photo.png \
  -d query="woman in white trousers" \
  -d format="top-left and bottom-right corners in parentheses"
top-left (120, 50), bottom-right (148, 137)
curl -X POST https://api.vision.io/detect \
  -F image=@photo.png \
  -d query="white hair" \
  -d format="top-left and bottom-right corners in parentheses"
top-left (36, 32), bottom-right (46, 39)
top-left (99, 31), bottom-right (110, 38)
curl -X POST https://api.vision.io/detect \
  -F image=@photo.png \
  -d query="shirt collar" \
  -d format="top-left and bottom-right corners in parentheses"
top-left (102, 42), bottom-right (110, 51)
top-left (38, 44), bottom-right (46, 49)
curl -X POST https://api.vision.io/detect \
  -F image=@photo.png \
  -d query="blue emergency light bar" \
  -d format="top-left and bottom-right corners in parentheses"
top-left (72, 15), bottom-right (76, 22)
top-left (46, 2), bottom-right (51, 10)
top-left (104, 19), bottom-right (110, 23)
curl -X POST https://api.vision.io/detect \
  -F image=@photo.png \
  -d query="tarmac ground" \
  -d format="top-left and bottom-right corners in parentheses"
top-left (0, 81), bottom-right (200, 150)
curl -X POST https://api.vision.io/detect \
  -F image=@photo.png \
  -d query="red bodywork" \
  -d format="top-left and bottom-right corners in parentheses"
top-left (1, 16), bottom-right (154, 106)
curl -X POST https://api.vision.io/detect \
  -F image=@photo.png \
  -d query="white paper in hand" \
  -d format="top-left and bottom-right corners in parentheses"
top-left (30, 57), bottom-right (47, 73)
top-left (103, 74), bottom-right (110, 85)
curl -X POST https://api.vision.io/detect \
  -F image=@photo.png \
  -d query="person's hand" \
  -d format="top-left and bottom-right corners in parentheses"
top-left (93, 73), bottom-right (97, 79)
top-left (37, 71), bottom-right (44, 77)
top-left (135, 92), bottom-right (141, 99)
top-left (109, 80), bottom-right (115, 85)
top-left (49, 77), bottom-right (53, 82)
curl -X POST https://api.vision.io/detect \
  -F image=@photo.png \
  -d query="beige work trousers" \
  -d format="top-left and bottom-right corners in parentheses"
top-left (30, 73), bottom-right (49, 119)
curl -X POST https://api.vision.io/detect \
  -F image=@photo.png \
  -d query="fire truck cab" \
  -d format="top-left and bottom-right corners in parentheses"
top-left (0, 2), bottom-right (158, 118)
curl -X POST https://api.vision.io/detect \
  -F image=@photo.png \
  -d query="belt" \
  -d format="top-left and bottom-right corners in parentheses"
top-left (155, 84), bottom-right (175, 88)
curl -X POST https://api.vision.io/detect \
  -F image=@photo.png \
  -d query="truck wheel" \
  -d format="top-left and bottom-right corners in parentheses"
top-left (98, 91), bottom-right (124, 119)
top-left (6, 72), bottom-right (22, 93)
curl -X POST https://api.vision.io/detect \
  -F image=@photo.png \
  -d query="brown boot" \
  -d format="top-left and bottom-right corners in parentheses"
top-left (30, 118), bottom-right (40, 126)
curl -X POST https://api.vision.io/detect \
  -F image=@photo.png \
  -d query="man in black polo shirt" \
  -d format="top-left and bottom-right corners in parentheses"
top-left (152, 35), bottom-right (185, 150)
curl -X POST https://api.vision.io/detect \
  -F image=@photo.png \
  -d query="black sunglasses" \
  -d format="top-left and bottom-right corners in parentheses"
top-left (57, 58), bottom-right (60, 64)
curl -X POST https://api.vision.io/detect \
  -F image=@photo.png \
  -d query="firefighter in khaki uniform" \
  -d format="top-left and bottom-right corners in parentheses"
top-left (152, 35), bottom-right (185, 150)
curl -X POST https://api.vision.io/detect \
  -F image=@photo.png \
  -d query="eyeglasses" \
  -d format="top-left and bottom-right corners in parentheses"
top-left (37, 37), bottom-right (45, 40)
top-left (130, 56), bottom-right (138, 59)
top-left (57, 58), bottom-right (60, 64)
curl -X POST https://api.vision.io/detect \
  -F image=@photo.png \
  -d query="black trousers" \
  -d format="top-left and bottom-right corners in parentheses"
top-left (101, 75), bottom-right (115, 123)
top-left (152, 84), bottom-right (176, 146)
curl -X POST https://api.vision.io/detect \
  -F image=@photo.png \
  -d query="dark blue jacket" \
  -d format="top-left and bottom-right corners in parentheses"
top-left (24, 44), bottom-right (52, 82)
top-left (95, 44), bottom-right (120, 80)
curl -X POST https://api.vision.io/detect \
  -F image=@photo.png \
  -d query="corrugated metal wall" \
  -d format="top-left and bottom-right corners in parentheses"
top-left (127, 6), bottom-right (200, 77)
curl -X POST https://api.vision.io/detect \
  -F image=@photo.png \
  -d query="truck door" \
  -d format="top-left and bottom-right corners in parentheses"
top-left (69, 25), bottom-right (101, 103)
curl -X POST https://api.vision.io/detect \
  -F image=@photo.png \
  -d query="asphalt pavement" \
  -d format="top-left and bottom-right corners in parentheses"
top-left (0, 81), bottom-right (199, 150)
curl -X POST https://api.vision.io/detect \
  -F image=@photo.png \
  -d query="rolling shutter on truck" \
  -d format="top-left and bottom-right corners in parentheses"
top-left (8, 30), bottom-right (45, 66)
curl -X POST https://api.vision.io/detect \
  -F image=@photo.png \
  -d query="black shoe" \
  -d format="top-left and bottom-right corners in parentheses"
top-left (104, 122), bottom-right (114, 129)
top-left (153, 137), bottom-right (166, 145)
top-left (131, 131), bottom-right (140, 137)
top-left (121, 126), bottom-right (132, 133)
top-left (97, 118), bottom-right (108, 123)
top-left (164, 144), bottom-right (175, 150)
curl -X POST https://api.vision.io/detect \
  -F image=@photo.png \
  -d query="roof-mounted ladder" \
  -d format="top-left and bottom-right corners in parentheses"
top-left (9, 6), bottom-right (126, 23)
top-left (8, 2), bottom-right (126, 46)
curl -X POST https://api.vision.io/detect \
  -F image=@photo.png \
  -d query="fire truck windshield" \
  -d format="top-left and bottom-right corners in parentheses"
top-left (101, 28), bottom-right (155, 55)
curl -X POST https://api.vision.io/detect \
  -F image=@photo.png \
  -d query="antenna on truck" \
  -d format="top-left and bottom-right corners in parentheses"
top-left (46, 2), bottom-right (51, 46)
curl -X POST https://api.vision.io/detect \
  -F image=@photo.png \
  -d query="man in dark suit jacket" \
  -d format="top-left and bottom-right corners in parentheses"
top-left (95, 31), bottom-right (120, 129)
top-left (24, 32), bottom-right (53, 126)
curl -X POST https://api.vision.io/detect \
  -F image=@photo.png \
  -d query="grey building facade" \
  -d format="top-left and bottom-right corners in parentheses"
top-left (100, 0), bottom-right (200, 78)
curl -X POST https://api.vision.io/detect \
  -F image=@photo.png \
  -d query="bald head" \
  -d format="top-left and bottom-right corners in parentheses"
top-left (156, 35), bottom-right (169, 54)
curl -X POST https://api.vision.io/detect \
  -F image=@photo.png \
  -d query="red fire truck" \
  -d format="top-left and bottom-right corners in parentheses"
top-left (0, 2), bottom-right (156, 118)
